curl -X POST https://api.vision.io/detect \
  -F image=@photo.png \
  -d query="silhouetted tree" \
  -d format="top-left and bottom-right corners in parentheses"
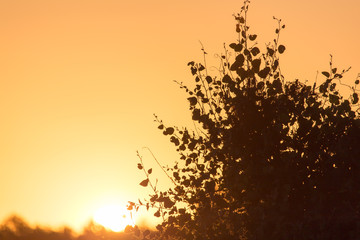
top-left (129, 1), bottom-right (360, 239)
top-left (0, 215), bottom-right (74, 240)
top-left (0, 215), bottom-right (140, 240)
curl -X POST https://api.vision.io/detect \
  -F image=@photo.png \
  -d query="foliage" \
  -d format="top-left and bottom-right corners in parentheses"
top-left (0, 215), bottom-right (75, 240)
top-left (0, 215), bottom-right (137, 240)
top-left (129, 1), bottom-right (360, 239)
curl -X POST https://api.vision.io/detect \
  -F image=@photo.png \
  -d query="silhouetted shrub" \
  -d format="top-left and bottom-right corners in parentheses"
top-left (130, 1), bottom-right (360, 239)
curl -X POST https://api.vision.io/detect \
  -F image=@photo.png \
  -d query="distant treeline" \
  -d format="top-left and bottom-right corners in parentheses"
top-left (0, 215), bottom-right (141, 240)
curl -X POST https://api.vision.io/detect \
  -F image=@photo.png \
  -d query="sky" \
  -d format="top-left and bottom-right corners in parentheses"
top-left (0, 0), bottom-right (359, 232)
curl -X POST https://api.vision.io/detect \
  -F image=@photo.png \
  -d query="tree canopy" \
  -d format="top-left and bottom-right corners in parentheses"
top-left (128, 2), bottom-right (360, 239)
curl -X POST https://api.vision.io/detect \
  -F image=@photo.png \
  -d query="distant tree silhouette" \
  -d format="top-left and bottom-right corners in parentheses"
top-left (0, 215), bottom-right (137, 240)
top-left (0, 215), bottom-right (74, 240)
top-left (129, 1), bottom-right (360, 239)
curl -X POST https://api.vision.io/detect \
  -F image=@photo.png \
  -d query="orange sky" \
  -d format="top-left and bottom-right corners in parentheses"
top-left (0, 0), bottom-right (359, 232)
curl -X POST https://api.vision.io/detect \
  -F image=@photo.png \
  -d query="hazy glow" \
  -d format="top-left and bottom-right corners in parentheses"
top-left (0, 0), bottom-right (358, 232)
top-left (93, 205), bottom-right (134, 232)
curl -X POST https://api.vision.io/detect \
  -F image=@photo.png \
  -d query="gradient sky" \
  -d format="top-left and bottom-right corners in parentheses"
top-left (0, 0), bottom-right (359, 232)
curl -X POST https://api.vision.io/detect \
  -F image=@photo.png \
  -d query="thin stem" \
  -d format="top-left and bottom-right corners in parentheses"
top-left (142, 147), bottom-right (177, 186)
top-left (136, 151), bottom-right (166, 221)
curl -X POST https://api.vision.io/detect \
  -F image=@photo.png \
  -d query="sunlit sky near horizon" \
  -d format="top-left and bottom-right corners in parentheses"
top-left (0, 0), bottom-right (359, 232)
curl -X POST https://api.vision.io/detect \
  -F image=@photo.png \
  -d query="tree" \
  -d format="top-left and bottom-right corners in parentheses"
top-left (129, 1), bottom-right (360, 239)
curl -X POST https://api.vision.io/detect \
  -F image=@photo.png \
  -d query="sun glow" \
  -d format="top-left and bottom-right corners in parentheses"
top-left (93, 205), bottom-right (134, 232)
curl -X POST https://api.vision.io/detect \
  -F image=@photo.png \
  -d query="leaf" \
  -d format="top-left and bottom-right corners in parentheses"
top-left (273, 78), bottom-right (283, 93)
top-left (222, 75), bottom-right (232, 83)
top-left (257, 81), bottom-right (265, 89)
top-left (319, 83), bottom-right (327, 93)
top-left (192, 109), bottom-right (201, 120)
top-left (206, 76), bottom-right (212, 83)
top-left (229, 43), bottom-right (237, 49)
top-left (173, 172), bottom-right (180, 180)
top-left (154, 210), bottom-right (161, 217)
top-left (137, 163), bottom-right (143, 170)
top-left (148, 168), bottom-right (152, 174)
top-left (322, 71), bottom-right (330, 78)
top-left (258, 67), bottom-right (270, 78)
top-left (241, 30), bottom-right (246, 39)
top-left (232, 54), bottom-right (245, 68)
top-left (186, 158), bottom-right (191, 166)
top-left (170, 136), bottom-right (180, 146)
top-left (329, 94), bottom-right (340, 105)
top-left (278, 45), bottom-right (286, 54)
top-left (330, 83), bottom-right (336, 92)
top-left (230, 61), bottom-right (240, 71)
top-left (158, 124), bottom-right (164, 130)
top-left (334, 73), bottom-right (343, 78)
top-left (139, 179), bottom-right (149, 187)
top-left (166, 127), bottom-right (174, 135)
top-left (332, 68), bottom-right (337, 74)
top-left (355, 80), bottom-right (359, 85)
top-left (234, 43), bottom-right (243, 52)
top-left (243, 49), bottom-right (250, 57)
top-left (236, 24), bottom-right (240, 33)
top-left (272, 60), bottom-right (279, 71)
top-left (191, 67), bottom-right (197, 75)
top-left (250, 47), bottom-right (260, 56)
top-left (188, 97), bottom-right (197, 106)
top-left (164, 197), bottom-right (175, 208)
top-left (202, 98), bottom-right (209, 103)
top-left (187, 61), bottom-right (195, 66)
top-left (249, 34), bottom-right (257, 41)
top-left (252, 59), bottom-right (261, 73)
top-left (353, 93), bottom-right (359, 104)
top-left (267, 48), bottom-right (275, 56)
top-left (237, 67), bottom-right (248, 80)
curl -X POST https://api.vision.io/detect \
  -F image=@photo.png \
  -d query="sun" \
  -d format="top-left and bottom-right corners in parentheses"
top-left (93, 204), bottom-right (134, 232)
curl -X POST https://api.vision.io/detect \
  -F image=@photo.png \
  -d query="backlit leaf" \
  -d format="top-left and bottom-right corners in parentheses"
top-left (251, 47), bottom-right (260, 56)
top-left (229, 43), bottom-right (237, 49)
top-left (166, 127), bottom-right (174, 135)
top-left (249, 34), bottom-right (257, 41)
top-left (154, 210), bottom-right (161, 217)
top-left (278, 45), bottom-right (286, 54)
top-left (322, 71), bottom-right (330, 78)
top-left (258, 67), bottom-right (270, 78)
top-left (329, 94), bottom-right (340, 105)
top-left (188, 97), bottom-right (197, 106)
top-left (140, 179), bottom-right (149, 187)
top-left (222, 75), bottom-right (232, 83)
top-left (252, 59), bottom-right (261, 73)
top-left (353, 93), bottom-right (359, 104)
